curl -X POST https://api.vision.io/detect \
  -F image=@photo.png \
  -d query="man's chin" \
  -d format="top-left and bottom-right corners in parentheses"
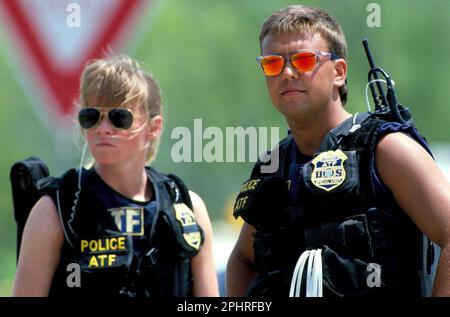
top-left (276, 102), bottom-right (307, 116)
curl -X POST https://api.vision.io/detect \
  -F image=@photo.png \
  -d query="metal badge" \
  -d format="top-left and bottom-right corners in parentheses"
top-left (311, 149), bottom-right (348, 192)
top-left (174, 203), bottom-right (201, 250)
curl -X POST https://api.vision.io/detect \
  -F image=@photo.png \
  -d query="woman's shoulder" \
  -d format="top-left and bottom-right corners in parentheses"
top-left (27, 195), bottom-right (64, 240)
top-left (188, 191), bottom-right (209, 221)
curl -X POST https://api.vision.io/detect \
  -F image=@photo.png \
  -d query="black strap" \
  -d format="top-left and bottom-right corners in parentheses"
top-left (145, 167), bottom-right (203, 257)
top-left (167, 173), bottom-right (193, 210)
top-left (317, 112), bottom-right (372, 153)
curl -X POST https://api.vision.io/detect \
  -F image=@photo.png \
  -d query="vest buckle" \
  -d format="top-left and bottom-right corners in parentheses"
top-left (146, 247), bottom-right (159, 266)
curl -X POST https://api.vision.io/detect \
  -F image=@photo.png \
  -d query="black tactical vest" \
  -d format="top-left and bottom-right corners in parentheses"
top-left (234, 112), bottom-right (435, 297)
top-left (38, 166), bottom-right (204, 297)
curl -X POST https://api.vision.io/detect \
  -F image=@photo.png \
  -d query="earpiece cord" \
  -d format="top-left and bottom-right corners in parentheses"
top-left (67, 142), bottom-right (87, 234)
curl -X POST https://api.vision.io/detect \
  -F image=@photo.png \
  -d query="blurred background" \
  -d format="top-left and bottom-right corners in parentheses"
top-left (0, 0), bottom-right (449, 296)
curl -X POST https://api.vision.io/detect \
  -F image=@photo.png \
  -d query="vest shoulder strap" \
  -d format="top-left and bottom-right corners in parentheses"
top-left (251, 133), bottom-right (294, 179)
top-left (146, 166), bottom-right (192, 208)
top-left (40, 168), bottom-right (80, 248)
top-left (146, 167), bottom-right (204, 257)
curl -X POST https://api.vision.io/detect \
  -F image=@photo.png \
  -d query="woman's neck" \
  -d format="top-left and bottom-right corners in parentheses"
top-left (94, 161), bottom-right (151, 202)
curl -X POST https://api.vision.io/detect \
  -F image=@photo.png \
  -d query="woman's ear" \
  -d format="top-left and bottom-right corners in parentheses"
top-left (334, 59), bottom-right (347, 88)
top-left (148, 115), bottom-right (163, 139)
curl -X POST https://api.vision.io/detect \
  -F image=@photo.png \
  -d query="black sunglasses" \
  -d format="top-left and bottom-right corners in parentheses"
top-left (78, 107), bottom-right (134, 130)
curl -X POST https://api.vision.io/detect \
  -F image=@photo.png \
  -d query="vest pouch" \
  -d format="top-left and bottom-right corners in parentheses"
top-left (253, 230), bottom-right (285, 278)
top-left (322, 245), bottom-right (377, 297)
top-left (304, 214), bottom-right (374, 259)
top-left (73, 234), bottom-right (133, 292)
top-left (158, 204), bottom-right (204, 259)
top-left (247, 274), bottom-right (287, 297)
top-left (251, 229), bottom-right (288, 297)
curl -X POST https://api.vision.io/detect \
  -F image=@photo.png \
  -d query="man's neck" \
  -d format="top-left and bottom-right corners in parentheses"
top-left (286, 103), bottom-right (352, 157)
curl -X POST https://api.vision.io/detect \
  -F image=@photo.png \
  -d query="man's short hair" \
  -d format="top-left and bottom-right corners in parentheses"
top-left (259, 5), bottom-right (348, 105)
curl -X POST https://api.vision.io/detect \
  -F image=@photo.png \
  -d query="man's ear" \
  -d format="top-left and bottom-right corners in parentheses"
top-left (334, 59), bottom-right (347, 88)
top-left (148, 115), bottom-right (163, 139)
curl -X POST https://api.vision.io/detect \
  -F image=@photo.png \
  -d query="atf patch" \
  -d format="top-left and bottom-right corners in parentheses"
top-left (311, 149), bottom-right (348, 192)
top-left (174, 203), bottom-right (201, 250)
top-left (109, 207), bottom-right (144, 236)
top-left (76, 235), bottom-right (132, 270)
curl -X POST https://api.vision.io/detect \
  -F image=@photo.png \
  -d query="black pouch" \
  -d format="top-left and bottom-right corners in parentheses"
top-left (304, 214), bottom-right (374, 259)
top-left (10, 157), bottom-right (50, 260)
top-left (322, 245), bottom-right (379, 297)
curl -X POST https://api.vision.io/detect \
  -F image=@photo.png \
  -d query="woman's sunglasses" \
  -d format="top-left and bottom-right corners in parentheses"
top-left (257, 49), bottom-right (339, 76)
top-left (78, 107), bottom-right (134, 130)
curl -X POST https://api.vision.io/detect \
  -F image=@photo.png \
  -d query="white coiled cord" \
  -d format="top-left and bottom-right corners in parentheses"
top-left (365, 79), bottom-right (396, 112)
top-left (67, 141), bottom-right (88, 235)
top-left (289, 249), bottom-right (323, 297)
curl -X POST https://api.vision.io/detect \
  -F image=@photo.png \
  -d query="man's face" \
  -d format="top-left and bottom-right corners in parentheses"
top-left (261, 32), bottom-right (344, 119)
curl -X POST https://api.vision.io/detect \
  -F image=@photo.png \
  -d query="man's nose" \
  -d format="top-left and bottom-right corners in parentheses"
top-left (281, 60), bottom-right (299, 80)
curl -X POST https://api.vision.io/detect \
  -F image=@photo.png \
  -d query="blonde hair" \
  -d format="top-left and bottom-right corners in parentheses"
top-left (259, 5), bottom-right (348, 105)
top-left (79, 55), bottom-right (163, 163)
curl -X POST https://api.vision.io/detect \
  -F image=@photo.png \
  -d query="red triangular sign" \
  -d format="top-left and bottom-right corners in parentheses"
top-left (0, 0), bottom-right (152, 128)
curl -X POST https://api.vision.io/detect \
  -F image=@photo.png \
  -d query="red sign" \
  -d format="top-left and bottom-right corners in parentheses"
top-left (0, 0), bottom-right (152, 128)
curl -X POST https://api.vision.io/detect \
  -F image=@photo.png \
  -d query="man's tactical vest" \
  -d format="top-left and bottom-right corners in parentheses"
top-left (233, 112), bottom-right (436, 297)
top-left (11, 162), bottom-right (204, 297)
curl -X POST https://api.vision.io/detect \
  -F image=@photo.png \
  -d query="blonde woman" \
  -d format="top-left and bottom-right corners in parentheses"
top-left (13, 55), bottom-right (218, 297)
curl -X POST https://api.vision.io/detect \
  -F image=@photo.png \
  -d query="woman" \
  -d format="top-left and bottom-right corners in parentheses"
top-left (13, 55), bottom-right (218, 297)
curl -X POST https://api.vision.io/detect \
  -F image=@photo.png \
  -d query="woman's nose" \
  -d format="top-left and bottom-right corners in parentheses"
top-left (95, 114), bottom-right (114, 134)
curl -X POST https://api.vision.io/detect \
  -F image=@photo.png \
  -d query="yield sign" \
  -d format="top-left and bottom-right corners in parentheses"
top-left (0, 0), bottom-right (153, 129)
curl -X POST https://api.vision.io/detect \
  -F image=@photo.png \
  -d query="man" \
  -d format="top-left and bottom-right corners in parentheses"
top-left (227, 5), bottom-right (450, 297)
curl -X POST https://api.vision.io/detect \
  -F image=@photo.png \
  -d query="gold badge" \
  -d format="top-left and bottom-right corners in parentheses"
top-left (174, 203), bottom-right (201, 250)
top-left (311, 149), bottom-right (348, 192)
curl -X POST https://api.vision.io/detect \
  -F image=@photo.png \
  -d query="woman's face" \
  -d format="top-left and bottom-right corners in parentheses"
top-left (83, 104), bottom-right (157, 167)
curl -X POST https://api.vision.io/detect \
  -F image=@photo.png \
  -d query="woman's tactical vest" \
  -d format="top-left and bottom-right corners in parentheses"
top-left (38, 166), bottom-right (204, 297)
top-left (233, 112), bottom-right (436, 297)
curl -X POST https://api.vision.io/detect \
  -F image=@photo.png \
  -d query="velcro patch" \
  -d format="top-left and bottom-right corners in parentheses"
top-left (109, 207), bottom-right (144, 236)
top-left (75, 235), bottom-right (132, 270)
